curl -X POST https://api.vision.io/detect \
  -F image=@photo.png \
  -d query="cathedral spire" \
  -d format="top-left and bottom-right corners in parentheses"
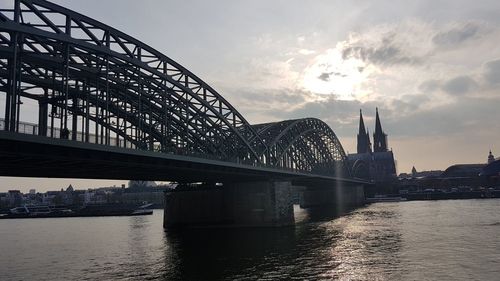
top-left (373, 107), bottom-right (388, 152)
top-left (366, 128), bottom-right (372, 152)
top-left (357, 109), bottom-right (371, 154)
top-left (358, 109), bottom-right (366, 136)
top-left (375, 107), bottom-right (382, 135)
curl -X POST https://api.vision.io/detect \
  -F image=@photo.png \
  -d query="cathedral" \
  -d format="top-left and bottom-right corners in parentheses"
top-left (348, 108), bottom-right (397, 182)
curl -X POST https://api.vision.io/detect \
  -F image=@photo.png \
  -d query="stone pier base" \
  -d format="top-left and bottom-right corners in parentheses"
top-left (164, 181), bottom-right (294, 228)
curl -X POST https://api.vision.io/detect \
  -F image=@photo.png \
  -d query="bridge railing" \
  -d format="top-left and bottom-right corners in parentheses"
top-left (0, 118), bottom-right (137, 149)
top-left (1, 119), bottom-right (347, 177)
top-left (0, 118), bottom-right (263, 166)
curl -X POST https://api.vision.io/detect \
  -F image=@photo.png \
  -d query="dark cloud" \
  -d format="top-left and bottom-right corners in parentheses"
top-left (340, 30), bottom-right (423, 66)
top-left (419, 76), bottom-right (478, 95)
top-left (389, 95), bottom-right (430, 114)
top-left (318, 72), bottom-right (331, 81)
top-left (342, 43), bottom-right (421, 66)
top-left (442, 76), bottom-right (478, 95)
top-left (483, 58), bottom-right (500, 86)
top-left (432, 23), bottom-right (480, 46)
top-left (386, 96), bottom-right (500, 138)
top-left (317, 71), bottom-right (347, 81)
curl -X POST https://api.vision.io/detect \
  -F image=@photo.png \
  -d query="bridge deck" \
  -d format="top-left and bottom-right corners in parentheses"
top-left (0, 131), bottom-right (366, 184)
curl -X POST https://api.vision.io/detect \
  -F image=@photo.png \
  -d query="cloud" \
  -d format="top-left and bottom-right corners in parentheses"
top-left (441, 76), bottom-right (478, 95)
top-left (318, 72), bottom-right (332, 81)
top-left (298, 49), bottom-right (316, 55)
top-left (432, 23), bottom-right (480, 46)
top-left (386, 95), bottom-right (500, 138)
top-left (419, 74), bottom-right (485, 97)
top-left (338, 21), bottom-right (434, 67)
top-left (337, 21), bottom-right (491, 71)
top-left (222, 87), bottom-right (316, 124)
top-left (342, 45), bottom-right (421, 66)
top-left (418, 79), bottom-right (441, 93)
top-left (317, 71), bottom-right (348, 82)
top-left (207, 17), bottom-right (500, 173)
top-left (483, 58), bottom-right (500, 86)
top-left (225, 86), bottom-right (369, 135)
top-left (388, 94), bottom-right (429, 114)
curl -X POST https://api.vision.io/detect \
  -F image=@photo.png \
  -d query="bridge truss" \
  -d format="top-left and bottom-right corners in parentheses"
top-left (0, 0), bottom-right (351, 178)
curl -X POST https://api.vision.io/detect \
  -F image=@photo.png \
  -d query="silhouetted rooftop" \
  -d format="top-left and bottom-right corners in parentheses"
top-left (441, 164), bottom-right (486, 178)
top-left (481, 159), bottom-right (500, 176)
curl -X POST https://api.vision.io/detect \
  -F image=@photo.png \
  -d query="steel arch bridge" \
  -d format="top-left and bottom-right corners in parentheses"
top-left (0, 0), bottom-right (352, 179)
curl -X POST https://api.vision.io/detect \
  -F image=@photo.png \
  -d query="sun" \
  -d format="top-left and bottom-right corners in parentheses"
top-left (301, 45), bottom-right (371, 100)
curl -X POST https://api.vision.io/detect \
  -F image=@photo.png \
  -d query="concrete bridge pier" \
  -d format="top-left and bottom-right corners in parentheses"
top-left (299, 183), bottom-right (365, 210)
top-left (163, 180), bottom-right (295, 228)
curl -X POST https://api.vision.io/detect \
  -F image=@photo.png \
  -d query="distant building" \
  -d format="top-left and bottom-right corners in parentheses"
top-left (128, 181), bottom-right (157, 189)
top-left (411, 166), bottom-right (417, 177)
top-left (348, 108), bottom-right (397, 183)
top-left (488, 150), bottom-right (495, 164)
top-left (401, 161), bottom-right (491, 191)
top-left (0, 192), bottom-right (7, 208)
top-left (0, 182), bottom-right (170, 209)
top-left (481, 159), bottom-right (500, 178)
top-left (399, 168), bottom-right (443, 179)
top-left (43, 191), bottom-right (59, 204)
top-left (441, 164), bottom-right (486, 178)
top-left (6, 190), bottom-right (23, 207)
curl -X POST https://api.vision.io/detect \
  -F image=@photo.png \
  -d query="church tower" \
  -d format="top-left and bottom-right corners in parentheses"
top-left (488, 150), bottom-right (495, 164)
top-left (373, 108), bottom-right (388, 153)
top-left (357, 110), bottom-right (371, 154)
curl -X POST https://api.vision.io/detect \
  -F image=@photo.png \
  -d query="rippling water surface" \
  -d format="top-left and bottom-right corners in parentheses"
top-left (1, 199), bottom-right (499, 280)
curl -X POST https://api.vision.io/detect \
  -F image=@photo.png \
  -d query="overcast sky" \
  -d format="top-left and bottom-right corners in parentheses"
top-left (1, 0), bottom-right (500, 192)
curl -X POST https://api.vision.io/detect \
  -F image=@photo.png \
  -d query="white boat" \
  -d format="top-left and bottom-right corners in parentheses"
top-left (131, 203), bottom-right (154, 216)
top-left (10, 205), bottom-right (52, 215)
top-left (9, 204), bottom-right (73, 216)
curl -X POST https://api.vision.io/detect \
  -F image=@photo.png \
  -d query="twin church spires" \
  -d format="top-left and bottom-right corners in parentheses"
top-left (357, 108), bottom-right (388, 154)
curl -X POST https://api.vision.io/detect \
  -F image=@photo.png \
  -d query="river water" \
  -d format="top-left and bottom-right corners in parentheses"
top-left (1, 199), bottom-right (499, 280)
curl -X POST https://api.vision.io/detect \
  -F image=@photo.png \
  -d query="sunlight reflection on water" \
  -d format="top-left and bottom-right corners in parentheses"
top-left (1, 199), bottom-right (499, 280)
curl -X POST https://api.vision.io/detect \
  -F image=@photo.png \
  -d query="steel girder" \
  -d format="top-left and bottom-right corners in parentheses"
top-left (0, 0), bottom-right (351, 177)
top-left (252, 118), bottom-right (351, 177)
top-left (0, 0), bottom-right (268, 164)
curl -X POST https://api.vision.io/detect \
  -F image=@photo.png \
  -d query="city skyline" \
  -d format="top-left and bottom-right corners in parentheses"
top-left (1, 0), bottom-right (499, 191)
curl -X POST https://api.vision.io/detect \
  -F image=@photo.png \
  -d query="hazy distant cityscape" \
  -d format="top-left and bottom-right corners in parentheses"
top-left (0, 181), bottom-right (169, 211)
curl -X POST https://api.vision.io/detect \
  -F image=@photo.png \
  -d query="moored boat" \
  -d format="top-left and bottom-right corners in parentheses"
top-left (0, 203), bottom-right (154, 219)
top-left (6, 204), bottom-right (74, 218)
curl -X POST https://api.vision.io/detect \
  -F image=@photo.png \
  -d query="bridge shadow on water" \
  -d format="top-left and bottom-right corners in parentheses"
top-left (159, 204), bottom-right (371, 280)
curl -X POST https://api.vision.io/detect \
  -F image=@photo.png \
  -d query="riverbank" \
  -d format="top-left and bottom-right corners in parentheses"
top-left (402, 190), bottom-right (500, 201)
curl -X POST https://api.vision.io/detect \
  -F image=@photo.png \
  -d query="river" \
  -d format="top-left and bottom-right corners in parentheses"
top-left (1, 199), bottom-right (499, 280)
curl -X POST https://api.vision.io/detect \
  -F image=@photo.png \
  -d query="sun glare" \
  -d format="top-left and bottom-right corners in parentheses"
top-left (301, 44), bottom-right (372, 101)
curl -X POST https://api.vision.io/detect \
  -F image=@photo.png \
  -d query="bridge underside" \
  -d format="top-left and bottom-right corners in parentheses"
top-left (0, 131), bottom-right (276, 182)
top-left (0, 131), bottom-right (364, 185)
